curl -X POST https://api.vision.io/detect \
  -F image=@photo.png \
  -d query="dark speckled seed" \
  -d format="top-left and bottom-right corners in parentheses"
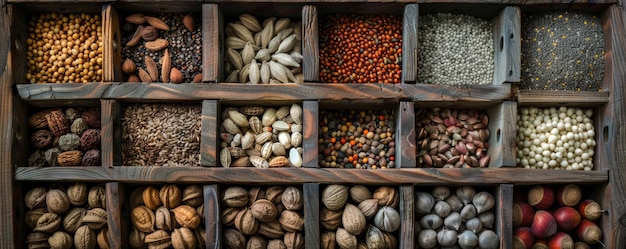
top-left (520, 10), bottom-right (604, 91)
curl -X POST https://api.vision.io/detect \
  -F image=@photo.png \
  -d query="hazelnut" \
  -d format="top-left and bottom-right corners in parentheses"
top-left (122, 58), bottom-right (137, 75)
top-left (141, 26), bottom-right (159, 41)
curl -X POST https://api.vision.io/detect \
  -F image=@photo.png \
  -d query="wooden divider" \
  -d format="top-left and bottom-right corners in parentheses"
top-left (398, 101), bottom-right (416, 168)
top-left (303, 100), bottom-right (319, 168)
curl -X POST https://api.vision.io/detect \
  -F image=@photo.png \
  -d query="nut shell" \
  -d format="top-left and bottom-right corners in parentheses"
top-left (131, 205), bottom-right (155, 233)
top-left (250, 199), bottom-right (278, 222)
top-left (336, 228), bottom-right (357, 249)
top-left (29, 108), bottom-right (61, 129)
top-left (258, 220), bottom-right (285, 239)
top-left (235, 208), bottom-right (259, 235)
top-left (281, 186), bottom-right (303, 210)
top-left (159, 184), bottom-right (182, 209)
top-left (141, 26), bottom-right (159, 41)
top-left (63, 207), bottom-right (87, 234)
top-left (31, 130), bottom-right (54, 149)
top-left (34, 212), bottom-right (62, 233)
top-left (279, 210), bottom-right (304, 232)
top-left (57, 150), bottom-right (83, 166)
top-left (284, 232), bottom-right (304, 249)
top-left (322, 185), bottom-right (349, 210)
top-left (320, 207), bottom-right (343, 231)
top-left (74, 225), bottom-right (96, 249)
top-left (145, 230), bottom-right (172, 249)
top-left (48, 231), bottom-right (72, 249)
top-left (25, 187), bottom-right (47, 210)
top-left (224, 229), bottom-right (246, 249)
top-left (373, 186), bottom-right (399, 208)
top-left (82, 208), bottom-right (107, 230)
top-left (47, 110), bottom-right (70, 137)
top-left (88, 186), bottom-right (106, 209)
top-left (46, 189), bottom-right (70, 214)
top-left (172, 205), bottom-right (201, 229)
top-left (223, 186), bottom-right (249, 208)
top-left (172, 227), bottom-right (196, 249)
top-left (350, 185), bottom-right (373, 204)
top-left (143, 186), bottom-right (162, 210)
top-left (342, 203), bottom-right (366, 235)
top-left (374, 206), bottom-right (401, 233)
top-left (80, 110), bottom-right (101, 128)
top-left (67, 183), bottom-right (88, 206)
top-left (80, 129), bottom-right (101, 151)
top-left (181, 185), bottom-right (203, 207)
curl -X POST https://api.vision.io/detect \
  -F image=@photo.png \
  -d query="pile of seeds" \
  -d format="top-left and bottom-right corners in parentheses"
top-left (122, 13), bottom-right (202, 83)
top-left (520, 11), bottom-right (604, 91)
top-left (415, 108), bottom-right (491, 168)
top-left (224, 14), bottom-right (303, 84)
top-left (26, 13), bottom-right (103, 83)
top-left (418, 13), bottom-right (494, 85)
top-left (320, 14), bottom-right (402, 83)
top-left (318, 110), bottom-right (396, 169)
top-left (219, 104), bottom-right (303, 168)
top-left (516, 107), bottom-right (596, 170)
top-left (122, 104), bottom-right (201, 166)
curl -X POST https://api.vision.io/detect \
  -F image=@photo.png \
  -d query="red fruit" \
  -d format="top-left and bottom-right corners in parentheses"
top-left (556, 184), bottom-right (582, 207)
top-left (553, 206), bottom-right (581, 231)
top-left (513, 227), bottom-right (535, 249)
top-left (531, 210), bottom-right (557, 238)
top-left (528, 186), bottom-right (554, 210)
top-left (578, 199), bottom-right (602, 221)
top-left (513, 201), bottom-right (535, 227)
top-left (549, 232), bottom-right (574, 249)
top-left (577, 219), bottom-right (602, 244)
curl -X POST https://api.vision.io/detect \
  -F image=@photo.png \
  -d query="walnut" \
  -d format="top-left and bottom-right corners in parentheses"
top-left (58, 133), bottom-right (81, 151)
top-left (46, 188), bottom-right (70, 214)
top-left (131, 205), bottom-right (156, 233)
top-left (141, 26), bottom-right (159, 41)
top-left (129, 226), bottom-right (146, 249)
top-left (224, 229), bottom-right (246, 249)
top-left (284, 232), bottom-right (304, 249)
top-left (34, 212), bottom-right (62, 233)
top-left (25, 208), bottom-right (47, 230)
top-left (234, 208), bottom-right (259, 235)
top-left (248, 187), bottom-right (266, 205)
top-left (358, 199), bottom-right (379, 219)
top-left (81, 149), bottom-right (101, 166)
top-left (88, 186), bottom-right (106, 209)
top-left (155, 206), bottom-right (174, 232)
top-left (28, 108), bottom-right (61, 129)
top-left (44, 148), bottom-right (61, 167)
top-left (80, 129), bottom-right (100, 151)
top-left (26, 232), bottom-right (50, 249)
top-left (247, 236), bottom-right (267, 249)
top-left (322, 185), bottom-right (349, 211)
top-left (278, 210), bottom-right (304, 232)
top-left (268, 239), bottom-right (287, 249)
top-left (74, 225), bottom-right (96, 249)
top-left (29, 150), bottom-right (47, 167)
top-left (159, 184), bottom-right (181, 209)
top-left (57, 150), bottom-right (83, 166)
top-left (145, 230), bottom-right (172, 249)
top-left (222, 187), bottom-right (248, 208)
top-left (129, 186), bottom-right (146, 208)
top-left (71, 118), bottom-right (89, 135)
top-left (350, 185), bottom-right (373, 204)
top-left (63, 207), bottom-right (87, 234)
top-left (320, 207), bottom-right (343, 231)
top-left (250, 199), bottom-right (278, 222)
top-left (82, 207), bottom-right (108, 230)
top-left (281, 187), bottom-right (303, 211)
top-left (172, 205), bottom-right (201, 229)
top-left (67, 183), bottom-right (88, 206)
top-left (258, 220), bottom-right (285, 239)
top-left (46, 110), bottom-right (70, 137)
top-left (341, 203), bottom-right (366, 235)
top-left (373, 186), bottom-right (399, 208)
top-left (265, 186), bottom-right (284, 205)
top-left (48, 231), bottom-right (72, 249)
top-left (194, 228), bottom-right (206, 249)
top-left (321, 231), bottom-right (336, 249)
top-left (81, 110), bottom-right (101, 128)
top-left (31, 130), bottom-right (54, 149)
top-left (25, 186), bottom-right (47, 210)
top-left (143, 186), bottom-right (162, 210)
top-left (171, 227), bottom-right (196, 249)
top-left (97, 228), bottom-right (110, 249)
top-left (182, 185), bottom-right (203, 207)
top-left (221, 207), bottom-right (241, 227)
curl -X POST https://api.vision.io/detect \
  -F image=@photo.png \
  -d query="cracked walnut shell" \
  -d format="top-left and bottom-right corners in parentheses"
top-left (182, 185), bottom-right (203, 207)
top-left (88, 186), bottom-right (106, 209)
top-left (25, 187), bottom-right (47, 210)
top-left (159, 184), bottom-right (181, 209)
top-left (172, 205), bottom-right (201, 229)
top-left (373, 186), bottom-right (399, 208)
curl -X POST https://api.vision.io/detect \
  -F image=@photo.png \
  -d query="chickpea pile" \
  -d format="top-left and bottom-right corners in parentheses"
top-left (26, 13), bottom-right (103, 84)
top-left (320, 14), bottom-right (402, 83)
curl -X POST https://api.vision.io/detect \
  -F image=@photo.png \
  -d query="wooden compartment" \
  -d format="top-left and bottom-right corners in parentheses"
top-left (412, 101), bottom-right (517, 168)
top-left (512, 183), bottom-right (611, 248)
top-left (414, 184), bottom-right (512, 249)
top-left (417, 4), bottom-right (520, 85)
top-left (8, 2), bottom-right (112, 84)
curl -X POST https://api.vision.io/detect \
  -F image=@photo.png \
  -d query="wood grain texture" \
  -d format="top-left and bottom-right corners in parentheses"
top-left (106, 182), bottom-right (124, 249)
top-left (104, 4), bottom-right (122, 82)
top-left (303, 100), bottom-right (319, 168)
top-left (516, 89), bottom-right (610, 107)
top-left (102, 100), bottom-right (122, 167)
top-left (204, 184), bottom-right (220, 249)
top-left (493, 6), bottom-right (521, 84)
top-left (203, 4), bottom-right (220, 82)
top-left (303, 183), bottom-right (320, 249)
top-left (604, 4), bottom-right (626, 248)
top-left (9, 4), bottom-right (28, 84)
top-left (398, 101), bottom-right (416, 168)
top-left (103, 82), bottom-right (512, 103)
top-left (399, 185), bottom-right (414, 249)
top-left (487, 101), bottom-right (517, 167)
top-left (16, 83), bottom-right (114, 106)
top-left (303, 5), bottom-right (318, 82)
top-left (15, 167), bottom-right (609, 184)
top-left (201, 100), bottom-right (218, 166)
top-left (0, 1), bottom-right (16, 248)
top-left (497, 184), bottom-right (513, 249)
top-left (402, 4), bottom-right (418, 83)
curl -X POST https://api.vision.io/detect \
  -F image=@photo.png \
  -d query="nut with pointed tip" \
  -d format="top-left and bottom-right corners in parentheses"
top-left (170, 68), bottom-right (184, 84)
top-left (183, 14), bottom-right (195, 32)
top-left (122, 58), bottom-right (137, 75)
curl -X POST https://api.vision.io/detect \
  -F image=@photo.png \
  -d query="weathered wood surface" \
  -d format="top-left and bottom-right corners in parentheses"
top-left (516, 89), bottom-right (610, 107)
top-left (303, 183), bottom-right (320, 249)
top-left (203, 4), bottom-right (220, 83)
top-left (605, 4), bottom-right (626, 248)
top-left (204, 184), bottom-right (220, 249)
top-left (398, 101), bottom-right (416, 168)
top-left (102, 100), bottom-right (122, 167)
top-left (113, 2), bottom-right (204, 13)
top-left (15, 167), bottom-right (609, 184)
top-left (303, 5), bottom-right (318, 82)
top-left (0, 0), bottom-right (16, 247)
top-left (399, 185), bottom-right (414, 249)
top-left (303, 100), bottom-right (319, 168)
top-left (201, 100), bottom-right (218, 166)
top-left (487, 101), bottom-right (517, 167)
top-left (16, 83), bottom-right (114, 107)
top-left (493, 6), bottom-right (521, 84)
top-left (402, 4), bottom-right (418, 84)
top-left (497, 184), bottom-right (513, 249)
top-left (10, 4), bottom-right (28, 85)
top-left (104, 4), bottom-right (122, 82)
top-left (101, 82), bottom-right (512, 102)
top-left (106, 182), bottom-right (124, 249)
